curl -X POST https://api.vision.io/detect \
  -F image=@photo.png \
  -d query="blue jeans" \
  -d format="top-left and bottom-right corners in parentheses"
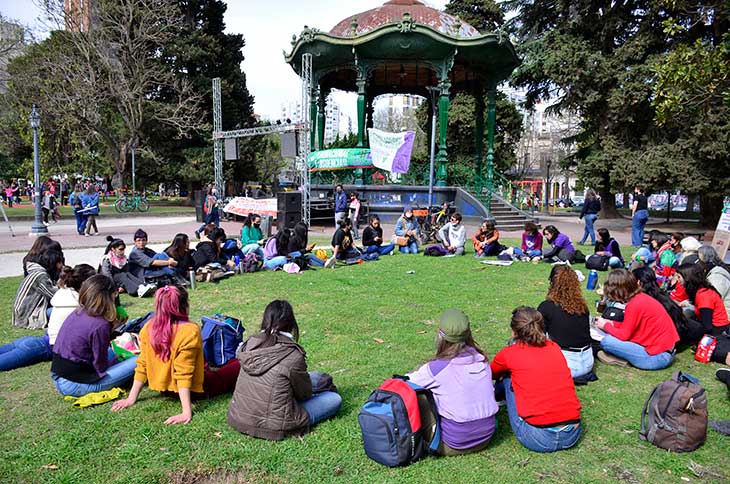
top-left (289, 251), bottom-right (325, 267)
top-left (600, 335), bottom-right (673, 370)
top-left (366, 244), bottom-right (395, 256)
top-left (0, 334), bottom-right (53, 371)
top-left (263, 256), bottom-right (287, 270)
top-left (399, 241), bottom-right (418, 254)
top-left (197, 208), bottom-right (220, 233)
top-left (145, 252), bottom-right (175, 278)
top-left (74, 209), bottom-right (87, 234)
top-left (51, 355), bottom-right (138, 397)
top-left (300, 384), bottom-right (342, 426)
top-left (513, 248), bottom-right (542, 259)
top-left (580, 214), bottom-right (598, 245)
top-left (632, 209), bottom-right (649, 247)
top-left (241, 244), bottom-right (264, 259)
top-left (561, 348), bottom-right (594, 378)
top-left (500, 377), bottom-right (582, 452)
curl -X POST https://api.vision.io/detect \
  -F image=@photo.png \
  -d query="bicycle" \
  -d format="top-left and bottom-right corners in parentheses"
top-left (115, 192), bottom-right (150, 213)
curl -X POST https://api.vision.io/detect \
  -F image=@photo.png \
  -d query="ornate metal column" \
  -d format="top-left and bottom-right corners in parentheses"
top-left (356, 78), bottom-right (367, 148)
top-left (366, 95), bottom-right (374, 133)
top-left (435, 79), bottom-right (451, 186)
top-left (485, 82), bottom-right (497, 194)
top-left (473, 85), bottom-right (485, 186)
top-left (317, 89), bottom-right (327, 150)
top-left (309, 86), bottom-right (318, 151)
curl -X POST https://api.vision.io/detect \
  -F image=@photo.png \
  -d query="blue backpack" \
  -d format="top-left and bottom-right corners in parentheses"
top-left (112, 312), bottom-right (154, 337)
top-left (201, 314), bottom-right (245, 367)
top-left (358, 377), bottom-right (440, 467)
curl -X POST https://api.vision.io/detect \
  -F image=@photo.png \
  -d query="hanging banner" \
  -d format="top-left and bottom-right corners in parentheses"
top-left (711, 201), bottom-right (730, 261)
top-left (307, 148), bottom-right (373, 171)
top-left (222, 197), bottom-right (277, 217)
top-left (367, 128), bottom-right (415, 174)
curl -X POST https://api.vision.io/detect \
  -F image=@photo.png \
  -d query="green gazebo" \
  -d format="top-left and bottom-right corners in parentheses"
top-left (285, 0), bottom-right (520, 187)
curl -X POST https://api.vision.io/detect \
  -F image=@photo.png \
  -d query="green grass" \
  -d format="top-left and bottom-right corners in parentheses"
top-left (1, 244), bottom-right (729, 484)
top-left (1, 203), bottom-right (194, 219)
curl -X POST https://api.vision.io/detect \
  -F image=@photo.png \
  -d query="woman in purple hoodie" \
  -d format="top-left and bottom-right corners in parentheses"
top-left (407, 309), bottom-right (499, 456)
top-left (541, 225), bottom-right (576, 263)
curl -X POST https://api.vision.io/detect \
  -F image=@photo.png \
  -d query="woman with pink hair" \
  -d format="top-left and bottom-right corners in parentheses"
top-left (111, 285), bottom-right (239, 424)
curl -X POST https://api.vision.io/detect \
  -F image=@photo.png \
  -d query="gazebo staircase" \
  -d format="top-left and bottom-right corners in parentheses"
top-left (465, 173), bottom-right (540, 231)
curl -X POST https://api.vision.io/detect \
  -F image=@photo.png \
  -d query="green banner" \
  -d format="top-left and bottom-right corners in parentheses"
top-left (307, 148), bottom-right (373, 171)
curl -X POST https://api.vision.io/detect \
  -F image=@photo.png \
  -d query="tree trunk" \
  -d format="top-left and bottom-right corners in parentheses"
top-left (599, 190), bottom-right (620, 218)
top-left (699, 193), bottom-right (723, 228)
top-left (109, 142), bottom-right (129, 190)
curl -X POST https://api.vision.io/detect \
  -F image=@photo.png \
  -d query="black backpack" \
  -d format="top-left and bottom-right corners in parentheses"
top-left (585, 254), bottom-right (609, 271)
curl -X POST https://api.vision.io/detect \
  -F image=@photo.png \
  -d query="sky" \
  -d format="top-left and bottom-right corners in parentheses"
top-left (0, 0), bottom-right (448, 125)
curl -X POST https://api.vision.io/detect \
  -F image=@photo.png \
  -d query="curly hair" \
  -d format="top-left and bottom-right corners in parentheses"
top-left (547, 265), bottom-right (589, 315)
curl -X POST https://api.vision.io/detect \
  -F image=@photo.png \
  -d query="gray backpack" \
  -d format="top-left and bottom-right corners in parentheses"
top-left (639, 371), bottom-right (707, 452)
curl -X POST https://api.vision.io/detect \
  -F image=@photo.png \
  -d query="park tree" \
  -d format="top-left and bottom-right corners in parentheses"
top-left (7, 0), bottom-right (203, 188)
top-left (444, 0), bottom-right (504, 33)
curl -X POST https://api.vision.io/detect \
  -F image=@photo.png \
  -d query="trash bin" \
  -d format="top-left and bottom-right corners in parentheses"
top-left (193, 190), bottom-right (204, 223)
top-left (260, 215), bottom-right (274, 237)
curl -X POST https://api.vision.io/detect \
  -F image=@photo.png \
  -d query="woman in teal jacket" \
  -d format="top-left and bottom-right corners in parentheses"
top-left (240, 213), bottom-right (265, 258)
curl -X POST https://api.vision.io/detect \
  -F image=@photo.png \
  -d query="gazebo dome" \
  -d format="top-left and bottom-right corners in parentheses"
top-left (329, 0), bottom-right (481, 38)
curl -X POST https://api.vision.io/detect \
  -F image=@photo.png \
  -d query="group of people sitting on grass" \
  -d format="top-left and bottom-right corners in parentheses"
top-left (3, 216), bottom-right (730, 457)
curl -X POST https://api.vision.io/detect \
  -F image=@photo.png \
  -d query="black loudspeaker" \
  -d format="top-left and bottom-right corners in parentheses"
top-left (277, 191), bottom-right (302, 212)
top-left (277, 210), bottom-right (302, 230)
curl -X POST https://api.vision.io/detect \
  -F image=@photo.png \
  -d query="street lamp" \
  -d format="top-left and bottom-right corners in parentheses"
top-left (130, 136), bottom-right (138, 193)
top-left (426, 86), bottom-right (439, 208)
top-left (545, 159), bottom-right (552, 211)
top-left (29, 105), bottom-right (48, 236)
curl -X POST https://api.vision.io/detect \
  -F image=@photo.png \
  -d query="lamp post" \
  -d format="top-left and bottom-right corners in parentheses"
top-left (426, 86), bottom-right (439, 208)
top-left (130, 136), bottom-right (138, 193)
top-left (545, 159), bottom-right (552, 212)
top-left (29, 105), bottom-right (48, 236)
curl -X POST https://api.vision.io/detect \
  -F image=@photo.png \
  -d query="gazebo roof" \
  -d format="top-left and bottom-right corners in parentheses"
top-left (329, 0), bottom-right (481, 39)
top-left (285, 0), bottom-right (520, 97)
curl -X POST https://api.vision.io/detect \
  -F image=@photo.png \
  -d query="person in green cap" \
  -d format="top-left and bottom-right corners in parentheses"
top-left (407, 309), bottom-right (499, 456)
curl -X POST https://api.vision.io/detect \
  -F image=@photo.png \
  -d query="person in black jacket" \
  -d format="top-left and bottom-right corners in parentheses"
top-left (287, 222), bottom-right (324, 267)
top-left (362, 215), bottom-right (395, 256)
top-left (164, 233), bottom-right (196, 276)
top-left (578, 189), bottom-right (601, 245)
top-left (192, 228), bottom-right (236, 270)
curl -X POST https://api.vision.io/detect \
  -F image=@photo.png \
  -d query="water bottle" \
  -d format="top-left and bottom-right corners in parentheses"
top-left (188, 269), bottom-right (196, 290)
top-left (587, 270), bottom-right (598, 290)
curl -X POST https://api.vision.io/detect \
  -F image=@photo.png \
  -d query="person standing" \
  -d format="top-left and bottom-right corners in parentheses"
top-left (578, 189), bottom-right (601, 245)
top-left (349, 192), bottom-right (361, 240)
top-left (194, 186), bottom-right (220, 239)
top-left (631, 186), bottom-right (649, 247)
top-left (59, 178), bottom-right (69, 205)
top-left (4, 182), bottom-right (17, 208)
top-left (69, 185), bottom-right (87, 235)
top-left (81, 185), bottom-right (99, 236)
top-left (333, 184), bottom-right (347, 226)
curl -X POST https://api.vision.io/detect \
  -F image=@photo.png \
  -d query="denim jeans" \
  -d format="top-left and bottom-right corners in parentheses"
top-left (51, 355), bottom-right (138, 397)
top-left (263, 256), bottom-right (287, 270)
top-left (399, 241), bottom-right (419, 254)
top-left (600, 335), bottom-right (674, 370)
top-left (300, 389), bottom-right (342, 426)
top-left (500, 377), bottom-right (582, 452)
top-left (366, 244), bottom-right (395, 256)
top-left (580, 214), bottom-right (598, 245)
top-left (145, 252), bottom-right (175, 278)
top-left (74, 210), bottom-right (87, 234)
top-left (241, 243), bottom-right (264, 259)
top-left (561, 348), bottom-right (594, 378)
top-left (0, 334), bottom-right (53, 371)
top-left (632, 209), bottom-right (649, 247)
top-left (513, 248), bottom-right (542, 259)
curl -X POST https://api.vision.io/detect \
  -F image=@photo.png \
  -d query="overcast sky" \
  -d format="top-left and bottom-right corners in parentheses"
top-left (0, 0), bottom-right (447, 124)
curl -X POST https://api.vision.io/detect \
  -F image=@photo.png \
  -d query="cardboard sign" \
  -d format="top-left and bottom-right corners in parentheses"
top-left (711, 203), bottom-right (730, 261)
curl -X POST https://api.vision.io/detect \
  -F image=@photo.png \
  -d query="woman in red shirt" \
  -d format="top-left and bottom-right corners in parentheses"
top-left (491, 307), bottom-right (582, 453)
top-left (595, 269), bottom-right (679, 370)
top-left (676, 263), bottom-right (730, 337)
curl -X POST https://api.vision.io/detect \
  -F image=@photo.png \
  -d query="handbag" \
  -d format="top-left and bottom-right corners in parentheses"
top-left (396, 236), bottom-right (409, 247)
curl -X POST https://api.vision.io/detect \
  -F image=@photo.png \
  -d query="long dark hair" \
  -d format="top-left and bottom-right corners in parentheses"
top-left (207, 228), bottom-right (227, 252)
top-left (165, 233), bottom-right (190, 259)
top-left (677, 262), bottom-right (718, 303)
top-left (23, 236), bottom-right (62, 275)
top-left (632, 266), bottom-right (689, 335)
top-left (58, 264), bottom-right (96, 291)
top-left (275, 229), bottom-right (290, 254)
top-left (261, 300), bottom-right (299, 342)
top-left (292, 222), bottom-right (309, 248)
top-left (542, 225), bottom-right (559, 243)
top-left (243, 212), bottom-right (260, 228)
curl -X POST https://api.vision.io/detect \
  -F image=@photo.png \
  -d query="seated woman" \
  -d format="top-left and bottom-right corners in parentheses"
top-left (164, 233), bottom-right (196, 276)
top-left (13, 246), bottom-right (65, 329)
top-left (653, 232), bottom-right (681, 288)
top-left (227, 300), bottom-right (342, 440)
top-left (676, 263), bottom-right (730, 337)
top-left (540, 225), bottom-right (575, 263)
top-left (326, 218), bottom-right (359, 267)
top-left (128, 229), bottom-right (179, 282)
top-left (513, 221), bottom-right (542, 261)
top-left (407, 309), bottom-right (499, 456)
top-left (50, 274), bottom-right (138, 396)
top-left (1, 264), bottom-right (95, 371)
top-left (111, 286), bottom-right (240, 424)
top-left (594, 269), bottom-right (679, 370)
top-left (679, 237), bottom-right (702, 264)
top-left (362, 215), bottom-right (395, 256)
top-left (394, 207), bottom-right (420, 254)
top-left (472, 219), bottom-right (501, 258)
top-left (631, 266), bottom-right (704, 347)
top-left (698, 245), bottom-right (730, 319)
top-left (22, 235), bottom-right (62, 275)
top-left (100, 236), bottom-right (156, 297)
top-left (538, 266), bottom-right (594, 378)
top-left (594, 228), bottom-right (624, 269)
top-left (287, 221), bottom-right (324, 267)
top-left (491, 307), bottom-right (582, 453)
top-left (262, 230), bottom-right (290, 270)
top-left (192, 227), bottom-right (236, 271)
top-left (240, 213), bottom-right (266, 259)
top-left (438, 212), bottom-right (467, 256)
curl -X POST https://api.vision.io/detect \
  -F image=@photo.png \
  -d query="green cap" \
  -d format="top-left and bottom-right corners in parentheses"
top-left (439, 309), bottom-right (470, 343)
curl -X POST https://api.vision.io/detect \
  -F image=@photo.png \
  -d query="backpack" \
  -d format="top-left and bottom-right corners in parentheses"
top-left (585, 254), bottom-right (609, 271)
top-left (263, 237), bottom-right (278, 259)
top-left (112, 311), bottom-right (154, 337)
top-left (201, 314), bottom-right (245, 367)
top-left (290, 255), bottom-right (309, 271)
top-left (639, 371), bottom-right (707, 452)
top-left (573, 249), bottom-right (587, 263)
top-left (424, 244), bottom-right (448, 257)
top-left (358, 377), bottom-right (440, 467)
top-left (602, 301), bottom-right (626, 322)
top-left (242, 252), bottom-right (263, 273)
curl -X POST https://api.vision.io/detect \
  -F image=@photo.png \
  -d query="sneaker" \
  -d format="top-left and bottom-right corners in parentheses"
top-left (596, 350), bottom-right (629, 367)
top-left (520, 255), bottom-right (530, 262)
top-left (194, 231), bottom-right (200, 240)
top-left (324, 256), bottom-right (336, 268)
top-left (716, 368), bottom-right (730, 385)
top-left (84, 233), bottom-right (90, 237)
top-left (531, 256), bottom-right (541, 264)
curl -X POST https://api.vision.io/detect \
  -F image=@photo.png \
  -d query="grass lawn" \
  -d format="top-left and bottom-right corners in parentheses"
top-left (1, 244), bottom-right (729, 484)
